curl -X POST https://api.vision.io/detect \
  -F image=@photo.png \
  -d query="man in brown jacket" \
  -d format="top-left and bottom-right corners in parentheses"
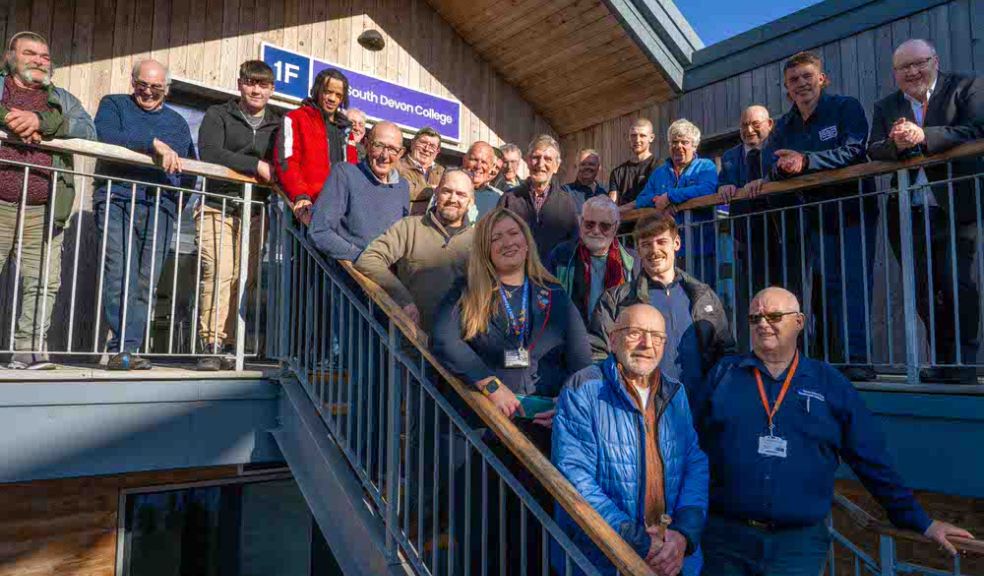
top-left (397, 126), bottom-right (446, 215)
top-left (355, 168), bottom-right (474, 332)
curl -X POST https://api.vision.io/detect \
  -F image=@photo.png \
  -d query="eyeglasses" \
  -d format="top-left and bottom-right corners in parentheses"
top-left (414, 141), bottom-right (440, 151)
top-left (240, 78), bottom-right (274, 89)
top-left (613, 327), bottom-right (667, 345)
top-left (134, 80), bottom-right (167, 95)
top-left (748, 311), bottom-right (801, 325)
top-left (582, 219), bottom-right (616, 234)
top-left (893, 56), bottom-right (934, 73)
top-left (370, 141), bottom-right (404, 157)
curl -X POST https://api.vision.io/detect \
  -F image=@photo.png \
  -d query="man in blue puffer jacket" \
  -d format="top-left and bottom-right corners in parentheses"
top-left (552, 303), bottom-right (709, 576)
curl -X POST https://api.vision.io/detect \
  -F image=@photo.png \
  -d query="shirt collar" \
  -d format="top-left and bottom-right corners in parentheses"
top-left (406, 154), bottom-right (432, 173)
top-left (737, 351), bottom-right (800, 381)
top-left (359, 160), bottom-right (400, 185)
top-left (902, 76), bottom-right (938, 107)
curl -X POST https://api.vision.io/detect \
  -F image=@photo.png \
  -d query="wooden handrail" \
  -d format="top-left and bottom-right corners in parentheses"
top-left (832, 492), bottom-right (984, 555)
top-left (0, 131), bottom-right (257, 184)
top-left (622, 139), bottom-right (984, 223)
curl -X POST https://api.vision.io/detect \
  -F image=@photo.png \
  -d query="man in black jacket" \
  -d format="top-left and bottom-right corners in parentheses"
top-left (497, 134), bottom-right (579, 259)
top-left (589, 213), bottom-right (735, 411)
top-left (195, 60), bottom-right (282, 370)
top-left (869, 38), bottom-right (984, 383)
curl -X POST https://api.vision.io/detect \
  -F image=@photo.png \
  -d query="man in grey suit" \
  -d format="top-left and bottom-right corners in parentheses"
top-left (869, 38), bottom-right (984, 383)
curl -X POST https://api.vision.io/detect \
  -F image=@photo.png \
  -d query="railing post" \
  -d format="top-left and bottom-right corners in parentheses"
top-left (684, 209), bottom-right (694, 273)
top-left (278, 199), bottom-right (292, 364)
top-left (234, 183), bottom-right (254, 371)
top-left (384, 320), bottom-right (402, 560)
top-left (896, 169), bottom-right (921, 384)
top-left (878, 533), bottom-right (896, 576)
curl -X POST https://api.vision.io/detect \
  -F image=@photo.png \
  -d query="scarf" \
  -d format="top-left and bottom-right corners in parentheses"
top-left (576, 239), bottom-right (627, 310)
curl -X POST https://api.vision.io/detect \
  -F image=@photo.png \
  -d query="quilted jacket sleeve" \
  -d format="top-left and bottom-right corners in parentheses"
top-left (668, 387), bottom-right (710, 555)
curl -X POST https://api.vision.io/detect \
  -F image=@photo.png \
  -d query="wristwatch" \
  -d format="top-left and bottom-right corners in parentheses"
top-left (481, 377), bottom-right (502, 397)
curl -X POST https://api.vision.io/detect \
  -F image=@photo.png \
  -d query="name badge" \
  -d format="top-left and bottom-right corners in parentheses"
top-left (819, 125), bottom-right (838, 141)
top-left (504, 347), bottom-right (530, 368)
top-left (758, 435), bottom-right (788, 458)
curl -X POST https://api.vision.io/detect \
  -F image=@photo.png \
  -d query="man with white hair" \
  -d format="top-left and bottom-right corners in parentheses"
top-left (546, 195), bottom-right (638, 322)
top-left (345, 106), bottom-right (367, 156)
top-left (622, 118), bottom-right (718, 215)
top-left (0, 31), bottom-right (95, 369)
top-left (562, 148), bottom-right (610, 212)
top-left (868, 38), bottom-right (983, 383)
top-left (497, 134), bottom-right (579, 258)
top-left (697, 286), bottom-right (971, 575)
top-left (93, 58), bottom-right (196, 370)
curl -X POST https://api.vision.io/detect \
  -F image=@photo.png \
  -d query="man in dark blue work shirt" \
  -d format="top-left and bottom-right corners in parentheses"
top-left (767, 51), bottom-right (874, 380)
top-left (696, 286), bottom-right (971, 575)
top-left (589, 213), bottom-right (734, 415)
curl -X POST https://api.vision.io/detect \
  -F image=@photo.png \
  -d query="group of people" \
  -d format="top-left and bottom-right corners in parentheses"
top-left (0, 26), bottom-right (981, 576)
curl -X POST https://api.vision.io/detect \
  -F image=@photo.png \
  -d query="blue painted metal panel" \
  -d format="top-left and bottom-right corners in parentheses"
top-left (0, 378), bottom-right (282, 483)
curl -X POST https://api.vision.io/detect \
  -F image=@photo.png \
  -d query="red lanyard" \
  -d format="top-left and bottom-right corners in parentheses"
top-left (752, 352), bottom-right (799, 433)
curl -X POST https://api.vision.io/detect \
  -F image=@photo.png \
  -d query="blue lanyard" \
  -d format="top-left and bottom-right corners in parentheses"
top-left (499, 277), bottom-right (529, 346)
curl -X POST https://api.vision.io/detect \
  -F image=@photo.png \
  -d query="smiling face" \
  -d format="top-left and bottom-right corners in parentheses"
top-left (503, 149), bottom-right (522, 180)
top-left (669, 136), bottom-right (696, 169)
top-left (611, 304), bottom-right (667, 379)
top-left (784, 62), bottom-right (826, 110)
top-left (489, 215), bottom-right (529, 276)
top-left (580, 203), bottom-right (618, 256)
top-left (527, 144), bottom-right (560, 187)
top-left (411, 133), bottom-right (441, 167)
top-left (740, 106), bottom-right (774, 149)
top-left (366, 123), bottom-right (404, 180)
top-left (637, 230), bottom-right (679, 280)
top-left (347, 110), bottom-right (367, 142)
top-left (463, 143), bottom-right (496, 188)
top-left (433, 171), bottom-right (473, 227)
top-left (749, 288), bottom-right (804, 357)
top-left (132, 61), bottom-right (169, 111)
top-left (893, 40), bottom-right (939, 102)
top-left (630, 124), bottom-right (655, 156)
top-left (319, 78), bottom-right (346, 117)
top-left (576, 153), bottom-right (600, 185)
top-left (238, 76), bottom-right (274, 113)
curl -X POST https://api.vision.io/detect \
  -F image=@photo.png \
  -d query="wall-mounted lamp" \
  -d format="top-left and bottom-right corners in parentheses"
top-left (358, 30), bottom-right (385, 51)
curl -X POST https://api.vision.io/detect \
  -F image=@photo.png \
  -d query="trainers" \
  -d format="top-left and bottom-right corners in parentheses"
top-left (197, 356), bottom-right (222, 371)
top-left (107, 352), bottom-right (153, 371)
top-left (7, 353), bottom-right (55, 370)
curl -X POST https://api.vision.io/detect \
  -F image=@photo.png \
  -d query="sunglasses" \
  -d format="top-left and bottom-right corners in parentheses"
top-left (134, 80), bottom-right (167, 95)
top-left (582, 219), bottom-right (615, 234)
top-left (748, 311), bottom-right (801, 325)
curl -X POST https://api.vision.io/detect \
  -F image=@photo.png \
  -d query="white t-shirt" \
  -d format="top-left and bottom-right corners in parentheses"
top-left (636, 385), bottom-right (650, 410)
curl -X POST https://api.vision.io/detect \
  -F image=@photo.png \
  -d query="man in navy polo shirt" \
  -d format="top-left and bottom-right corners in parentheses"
top-left (696, 286), bottom-right (971, 575)
top-left (767, 51), bottom-right (874, 380)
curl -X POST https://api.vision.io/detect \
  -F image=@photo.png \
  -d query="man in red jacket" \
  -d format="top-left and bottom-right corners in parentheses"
top-left (274, 68), bottom-right (359, 225)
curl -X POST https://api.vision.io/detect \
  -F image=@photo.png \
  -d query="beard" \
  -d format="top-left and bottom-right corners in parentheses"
top-left (9, 61), bottom-right (51, 87)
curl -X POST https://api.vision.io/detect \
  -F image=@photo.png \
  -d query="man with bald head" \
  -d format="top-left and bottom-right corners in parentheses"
top-left (94, 58), bottom-right (196, 370)
top-left (718, 105), bottom-right (773, 210)
top-left (869, 39), bottom-right (983, 382)
top-left (309, 121), bottom-right (410, 261)
top-left (697, 287), bottom-right (972, 575)
top-left (461, 140), bottom-right (503, 222)
top-left (355, 168), bottom-right (475, 332)
top-left (553, 303), bottom-right (708, 576)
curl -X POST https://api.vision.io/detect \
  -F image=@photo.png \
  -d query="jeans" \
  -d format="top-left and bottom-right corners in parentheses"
top-left (702, 515), bottom-right (830, 576)
top-left (95, 198), bottom-right (175, 353)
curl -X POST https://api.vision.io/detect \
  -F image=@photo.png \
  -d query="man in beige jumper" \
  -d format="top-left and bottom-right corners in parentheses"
top-left (355, 168), bottom-right (474, 332)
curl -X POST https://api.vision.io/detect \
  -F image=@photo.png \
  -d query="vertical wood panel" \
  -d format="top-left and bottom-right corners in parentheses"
top-left (971, 0), bottom-right (983, 73)
top-left (856, 30), bottom-right (878, 115)
top-left (949, 0), bottom-right (973, 73)
top-left (931, 3), bottom-right (953, 69)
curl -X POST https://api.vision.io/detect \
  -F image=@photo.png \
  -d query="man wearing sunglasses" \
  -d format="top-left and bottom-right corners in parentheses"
top-left (696, 286), bottom-right (971, 575)
top-left (589, 213), bottom-right (734, 415)
top-left (546, 195), bottom-right (638, 323)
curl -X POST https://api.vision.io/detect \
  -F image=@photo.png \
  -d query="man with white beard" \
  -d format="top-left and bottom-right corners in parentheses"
top-left (589, 213), bottom-right (734, 414)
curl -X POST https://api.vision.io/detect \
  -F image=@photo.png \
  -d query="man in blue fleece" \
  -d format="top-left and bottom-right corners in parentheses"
top-left (94, 59), bottom-right (196, 370)
top-left (553, 303), bottom-right (708, 576)
top-left (696, 287), bottom-right (971, 575)
top-left (308, 120), bottom-right (410, 261)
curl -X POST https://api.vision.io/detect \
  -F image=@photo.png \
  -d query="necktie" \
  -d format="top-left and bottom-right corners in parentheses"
top-left (919, 101), bottom-right (928, 126)
top-left (747, 148), bottom-right (762, 181)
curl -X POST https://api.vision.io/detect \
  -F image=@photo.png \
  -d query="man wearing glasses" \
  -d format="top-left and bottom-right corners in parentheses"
top-left (546, 195), bottom-right (638, 323)
top-left (194, 60), bottom-right (281, 370)
top-left (552, 303), bottom-right (709, 576)
top-left (696, 286), bottom-right (971, 575)
top-left (868, 38), bottom-right (984, 384)
top-left (397, 126), bottom-right (445, 215)
top-left (93, 59), bottom-right (196, 370)
top-left (589, 214), bottom-right (734, 414)
top-left (308, 121), bottom-right (410, 262)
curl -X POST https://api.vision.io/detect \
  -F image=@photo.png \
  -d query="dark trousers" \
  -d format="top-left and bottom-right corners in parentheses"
top-left (95, 199), bottom-right (175, 353)
top-left (887, 200), bottom-right (980, 365)
top-left (702, 515), bottom-right (830, 576)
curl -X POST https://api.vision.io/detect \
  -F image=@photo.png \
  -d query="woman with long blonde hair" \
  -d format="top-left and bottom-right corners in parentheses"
top-left (431, 207), bottom-right (592, 431)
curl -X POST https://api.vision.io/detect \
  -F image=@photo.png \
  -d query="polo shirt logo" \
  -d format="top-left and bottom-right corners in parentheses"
top-left (819, 125), bottom-right (838, 141)
top-left (704, 305), bottom-right (713, 313)
top-left (797, 389), bottom-right (825, 402)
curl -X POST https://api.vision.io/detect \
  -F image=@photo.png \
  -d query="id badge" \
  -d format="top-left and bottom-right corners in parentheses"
top-left (758, 435), bottom-right (788, 458)
top-left (504, 347), bottom-right (530, 368)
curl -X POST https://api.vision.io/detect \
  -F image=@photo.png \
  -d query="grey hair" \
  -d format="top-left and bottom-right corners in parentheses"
top-left (667, 118), bottom-right (701, 148)
top-left (582, 195), bottom-right (620, 223)
top-left (527, 134), bottom-right (561, 158)
top-left (577, 148), bottom-right (600, 162)
top-left (500, 143), bottom-right (522, 157)
top-left (346, 107), bottom-right (367, 121)
top-left (131, 59), bottom-right (172, 86)
top-left (895, 38), bottom-right (937, 57)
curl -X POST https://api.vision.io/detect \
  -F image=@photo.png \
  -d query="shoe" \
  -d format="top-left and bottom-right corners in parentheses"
top-left (7, 353), bottom-right (55, 370)
top-left (197, 357), bottom-right (222, 371)
top-left (919, 367), bottom-right (978, 385)
top-left (220, 356), bottom-right (236, 370)
top-left (107, 352), bottom-right (153, 371)
top-left (839, 365), bottom-right (877, 382)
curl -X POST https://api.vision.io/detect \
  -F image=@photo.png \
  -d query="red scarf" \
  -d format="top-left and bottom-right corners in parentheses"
top-left (576, 240), bottom-right (627, 309)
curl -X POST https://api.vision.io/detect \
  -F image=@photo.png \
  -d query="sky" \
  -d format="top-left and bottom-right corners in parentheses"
top-left (676, 0), bottom-right (825, 47)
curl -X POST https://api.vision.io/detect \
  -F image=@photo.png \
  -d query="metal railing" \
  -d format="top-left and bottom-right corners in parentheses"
top-left (828, 493), bottom-right (984, 576)
top-left (623, 140), bottom-right (984, 384)
top-left (0, 134), bottom-right (266, 369)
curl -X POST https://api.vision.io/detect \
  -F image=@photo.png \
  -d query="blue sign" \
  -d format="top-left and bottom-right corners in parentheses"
top-left (261, 43), bottom-right (462, 142)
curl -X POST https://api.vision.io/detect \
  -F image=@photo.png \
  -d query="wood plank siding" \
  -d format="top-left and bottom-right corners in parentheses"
top-left (0, 0), bottom-right (555, 151)
top-left (559, 0), bottom-right (982, 183)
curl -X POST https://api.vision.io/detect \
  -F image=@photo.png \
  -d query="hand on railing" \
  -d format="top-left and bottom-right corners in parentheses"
top-left (924, 520), bottom-right (976, 556)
